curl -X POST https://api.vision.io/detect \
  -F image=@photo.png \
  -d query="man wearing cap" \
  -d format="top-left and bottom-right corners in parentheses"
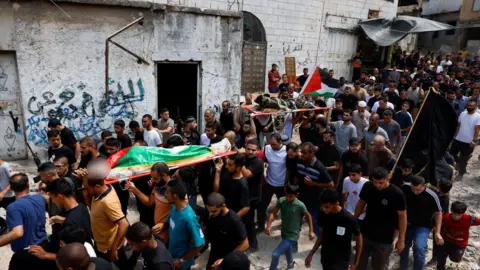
top-left (379, 110), bottom-right (402, 154)
top-left (268, 64), bottom-right (281, 93)
top-left (337, 137), bottom-right (369, 193)
top-left (353, 81), bottom-right (368, 101)
top-left (353, 101), bottom-right (371, 140)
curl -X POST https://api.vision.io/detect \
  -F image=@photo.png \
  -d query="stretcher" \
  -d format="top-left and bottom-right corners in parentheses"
top-left (241, 105), bottom-right (327, 116)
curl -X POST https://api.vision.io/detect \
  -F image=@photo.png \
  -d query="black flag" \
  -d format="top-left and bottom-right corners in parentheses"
top-left (398, 90), bottom-right (458, 185)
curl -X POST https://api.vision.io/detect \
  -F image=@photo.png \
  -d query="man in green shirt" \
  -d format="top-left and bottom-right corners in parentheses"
top-left (266, 184), bottom-right (315, 270)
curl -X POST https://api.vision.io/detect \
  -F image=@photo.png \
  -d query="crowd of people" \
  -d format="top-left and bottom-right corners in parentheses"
top-left (0, 49), bottom-right (479, 270)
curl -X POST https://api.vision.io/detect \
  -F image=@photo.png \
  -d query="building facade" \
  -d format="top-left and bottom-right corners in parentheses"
top-left (0, 0), bottom-right (398, 159)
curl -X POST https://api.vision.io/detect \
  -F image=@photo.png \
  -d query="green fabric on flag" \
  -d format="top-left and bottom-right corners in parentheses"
top-left (307, 91), bottom-right (335, 98)
top-left (115, 146), bottom-right (213, 168)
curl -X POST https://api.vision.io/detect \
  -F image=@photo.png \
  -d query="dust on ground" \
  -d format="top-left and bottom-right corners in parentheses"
top-left (1, 148), bottom-right (480, 270)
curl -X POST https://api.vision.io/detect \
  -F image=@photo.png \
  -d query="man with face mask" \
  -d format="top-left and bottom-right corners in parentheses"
top-left (126, 222), bottom-right (174, 270)
top-left (125, 162), bottom-right (172, 242)
top-left (449, 99), bottom-right (480, 180)
top-left (205, 192), bottom-right (249, 270)
top-left (400, 176), bottom-right (443, 270)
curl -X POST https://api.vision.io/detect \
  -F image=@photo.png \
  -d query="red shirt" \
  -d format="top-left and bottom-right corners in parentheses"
top-left (442, 213), bottom-right (480, 247)
top-left (257, 150), bottom-right (265, 161)
top-left (268, 70), bottom-right (281, 88)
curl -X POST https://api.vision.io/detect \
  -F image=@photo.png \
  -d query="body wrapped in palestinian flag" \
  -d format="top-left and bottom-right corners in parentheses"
top-left (106, 138), bottom-right (234, 182)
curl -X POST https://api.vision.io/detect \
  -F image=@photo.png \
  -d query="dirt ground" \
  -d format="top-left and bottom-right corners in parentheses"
top-left (2, 146), bottom-right (480, 270)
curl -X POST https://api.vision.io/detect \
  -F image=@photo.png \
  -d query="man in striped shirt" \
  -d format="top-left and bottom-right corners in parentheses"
top-left (400, 176), bottom-right (443, 270)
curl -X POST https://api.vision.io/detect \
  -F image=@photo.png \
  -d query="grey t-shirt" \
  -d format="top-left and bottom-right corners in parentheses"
top-left (157, 118), bottom-right (175, 143)
top-left (0, 162), bottom-right (14, 198)
top-left (379, 120), bottom-right (401, 147)
top-left (332, 121), bottom-right (357, 153)
top-left (363, 126), bottom-right (390, 152)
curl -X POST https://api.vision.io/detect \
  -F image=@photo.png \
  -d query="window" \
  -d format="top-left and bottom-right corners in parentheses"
top-left (474, 0), bottom-right (480, 11)
top-left (368, 9), bottom-right (379, 19)
top-left (445, 21), bottom-right (456, 36)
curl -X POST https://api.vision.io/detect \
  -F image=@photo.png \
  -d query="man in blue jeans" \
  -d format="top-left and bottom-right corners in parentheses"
top-left (265, 184), bottom-right (315, 270)
top-left (400, 175), bottom-right (443, 270)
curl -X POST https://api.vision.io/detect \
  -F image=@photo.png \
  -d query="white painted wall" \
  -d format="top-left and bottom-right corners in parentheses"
top-left (422, 0), bottom-right (462, 16)
top-left (0, 2), bottom-right (242, 156)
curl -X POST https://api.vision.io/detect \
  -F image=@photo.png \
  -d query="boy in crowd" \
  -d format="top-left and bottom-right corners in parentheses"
top-left (437, 201), bottom-right (480, 270)
top-left (114, 120), bottom-right (132, 149)
top-left (47, 130), bottom-right (76, 167)
top-left (305, 189), bottom-right (362, 270)
top-left (265, 184), bottom-right (315, 270)
top-left (129, 121), bottom-right (144, 142)
top-left (98, 131), bottom-right (113, 157)
top-left (342, 163), bottom-right (369, 220)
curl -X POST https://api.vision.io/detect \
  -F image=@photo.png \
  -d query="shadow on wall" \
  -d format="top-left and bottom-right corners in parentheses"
top-left (26, 78), bottom-right (145, 145)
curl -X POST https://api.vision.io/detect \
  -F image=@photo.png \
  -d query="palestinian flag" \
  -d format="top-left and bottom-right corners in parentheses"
top-left (105, 145), bottom-right (233, 182)
top-left (299, 65), bottom-right (340, 98)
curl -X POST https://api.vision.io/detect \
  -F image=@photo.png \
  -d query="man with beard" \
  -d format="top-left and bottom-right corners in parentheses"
top-left (85, 160), bottom-right (129, 264)
top-left (315, 129), bottom-right (341, 183)
top-left (77, 136), bottom-right (105, 169)
top-left (329, 109), bottom-right (357, 153)
top-left (234, 112), bottom-right (256, 148)
top-left (47, 130), bottom-right (76, 168)
top-left (220, 101), bottom-right (234, 133)
top-left (125, 162), bottom-right (172, 242)
top-left (213, 155), bottom-right (250, 218)
top-left (294, 142), bottom-right (334, 235)
top-left (142, 114), bottom-right (162, 147)
top-left (205, 193), bottom-right (249, 270)
top-left (449, 99), bottom-right (480, 180)
top-left (241, 139), bottom-right (263, 252)
top-left (204, 109), bottom-right (224, 136)
top-left (397, 76), bottom-right (410, 92)
top-left (182, 116), bottom-right (200, 145)
top-left (337, 138), bottom-right (369, 196)
top-left (352, 101), bottom-right (370, 140)
top-left (101, 138), bottom-right (129, 216)
top-left (379, 110), bottom-right (402, 154)
top-left (366, 135), bottom-right (395, 177)
top-left (126, 222), bottom-right (174, 270)
top-left (338, 87), bottom-right (360, 111)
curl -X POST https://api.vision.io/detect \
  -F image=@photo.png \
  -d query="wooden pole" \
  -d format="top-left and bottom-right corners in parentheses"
top-left (390, 88), bottom-right (432, 174)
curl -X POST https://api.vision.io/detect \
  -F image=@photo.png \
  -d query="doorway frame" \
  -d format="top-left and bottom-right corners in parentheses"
top-left (155, 61), bottom-right (202, 128)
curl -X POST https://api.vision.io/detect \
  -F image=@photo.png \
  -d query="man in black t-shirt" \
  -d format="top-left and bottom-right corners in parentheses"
top-left (399, 176), bottom-right (443, 270)
top-left (104, 138), bottom-right (121, 157)
top-left (220, 101), bottom-right (235, 133)
top-left (338, 87), bottom-right (359, 111)
top-left (47, 130), bottom-right (76, 167)
top-left (315, 129), bottom-right (341, 184)
top-left (114, 120), bottom-right (132, 149)
top-left (296, 68), bottom-right (309, 87)
top-left (126, 222), bottom-right (174, 270)
top-left (99, 130), bottom-right (113, 157)
top-left (48, 119), bottom-right (80, 167)
top-left (241, 139), bottom-right (264, 252)
top-left (305, 189), bottom-right (362, 270)
top-left (213, 155), bottom-right (250, 218)
top-left (337, 138), bottom-right (368, 196)
top-left (205, 193), bottom-right (248, 269)
top-left (355, 167), bottom-right (407, 270)
top-left (129, 121), bottom-right (144, 143)
top-left (46, 177), bottom-right (93, 244)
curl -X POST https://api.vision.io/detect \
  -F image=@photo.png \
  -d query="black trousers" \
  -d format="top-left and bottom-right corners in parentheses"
top-left (449, 139), bottom-right (474, 175)
top-left (96, 246), bottom-right (140, 270)
top-left (9, 241), bottom-right (56, 270)
top-left (243, 200), bottom-right (260, 249)
top-left (436, 241), bottom-right (465, 270)
top-left (257, 182), bottom-right (285, 230)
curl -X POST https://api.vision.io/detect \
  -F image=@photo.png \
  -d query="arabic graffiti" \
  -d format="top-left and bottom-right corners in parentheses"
top-left (0, 65), bottom-right (8, 92)
top-left (26, 78), bottom-right (145, 145)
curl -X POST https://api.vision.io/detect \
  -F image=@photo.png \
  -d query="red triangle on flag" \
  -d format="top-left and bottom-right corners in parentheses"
top-left (300, 66), bottom-right (321, 95)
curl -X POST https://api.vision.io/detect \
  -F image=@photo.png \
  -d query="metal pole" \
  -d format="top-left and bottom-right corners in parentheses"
top-left (390, 88), bottom-right (432, 174)
top-left (108, 17), bottom-right (144, 40)
top-left (109, 40), bottom-right (150, 65)
top-left (105, 41), bottom-right (109, 97)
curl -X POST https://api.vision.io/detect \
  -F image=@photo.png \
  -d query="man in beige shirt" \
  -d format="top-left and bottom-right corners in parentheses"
top-left (353, 81), bottom-right (368, 101)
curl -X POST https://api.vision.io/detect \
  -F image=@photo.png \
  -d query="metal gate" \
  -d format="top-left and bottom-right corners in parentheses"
top-left (326, 31), bottom-right (358, 81)
top-left (241, 41), bottom-right (267, 93)
top-left (0, 52), bottom-right (27, 160)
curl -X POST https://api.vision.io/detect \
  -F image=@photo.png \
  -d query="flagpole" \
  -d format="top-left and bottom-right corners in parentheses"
top-left (390, 88), bottom-right (433, 174)
top-left (299, 63), bottom-right (319, 95)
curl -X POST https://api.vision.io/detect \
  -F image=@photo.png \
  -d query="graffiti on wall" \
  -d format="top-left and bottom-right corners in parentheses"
top-left (26, 78), bottom-right (145, 145)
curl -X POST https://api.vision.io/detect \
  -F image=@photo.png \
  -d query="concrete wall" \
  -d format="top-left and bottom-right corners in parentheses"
top-left (0, 1), bottom-right (242, 156)
top-left (422, 0), bottom-right (462, 16)
top-left (417, 12), bottom-right (464, 53)
top-left (460, 0), bottom-right (480, 22)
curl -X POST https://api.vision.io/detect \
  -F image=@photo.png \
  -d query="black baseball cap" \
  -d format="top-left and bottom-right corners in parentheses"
top-left (349, 137), bottom-right (361, 146)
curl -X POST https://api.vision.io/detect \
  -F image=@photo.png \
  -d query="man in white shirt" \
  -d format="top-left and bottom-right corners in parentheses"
top-left (449, 99), bottom-right (480, 180)
top-left (257, 133), bottom-right (287, 232)
top-left (142, 114), bottom-right (163, 147)
top-left (371, 99), bottom-right (394, 113)
top-left (440, 55), bottom-right (453, 67)
top-left (352, 101), bottom-right (371, 140)
top-left (342, 164), bottom-right (368, 220)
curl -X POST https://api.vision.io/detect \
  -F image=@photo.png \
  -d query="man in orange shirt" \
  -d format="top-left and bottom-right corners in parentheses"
top-left (352, 51), bottom-right (362, 82)
top-left (126, 162), bottom-right (172, 242)
top-left (268, 64), bottom-right (281, 93)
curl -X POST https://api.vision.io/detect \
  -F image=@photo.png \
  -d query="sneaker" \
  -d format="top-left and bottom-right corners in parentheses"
top-left (287, 261), bottom-right (295, 269)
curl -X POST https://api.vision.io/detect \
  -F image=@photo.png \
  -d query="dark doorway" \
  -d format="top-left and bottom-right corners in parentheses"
top-left (157, 63), bottom-right (198, 124)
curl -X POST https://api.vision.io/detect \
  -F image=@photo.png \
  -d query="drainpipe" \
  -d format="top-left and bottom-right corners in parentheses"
top-left (105, 16), bottom-right (149, 97)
